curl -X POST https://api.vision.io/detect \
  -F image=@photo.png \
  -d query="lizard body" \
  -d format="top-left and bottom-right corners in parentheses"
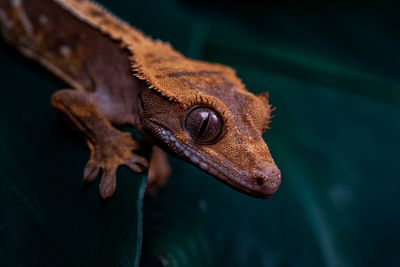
top-left (0, 0), bottom-right (281, 199)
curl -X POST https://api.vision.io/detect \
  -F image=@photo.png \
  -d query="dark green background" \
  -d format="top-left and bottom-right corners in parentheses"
top-left (1, 1), bottom-right (399, 266)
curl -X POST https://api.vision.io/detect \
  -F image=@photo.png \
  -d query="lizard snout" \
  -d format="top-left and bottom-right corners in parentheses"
top-left (250, 164), bottom-right (281, 198)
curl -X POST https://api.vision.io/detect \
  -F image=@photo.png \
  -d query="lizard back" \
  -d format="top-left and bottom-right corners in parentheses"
top-left (0, 0), bottom-right (142, 94)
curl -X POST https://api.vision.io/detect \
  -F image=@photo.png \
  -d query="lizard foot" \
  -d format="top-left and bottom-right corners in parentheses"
top-left (146, 146), bottom-right (171, 196)
top-left (52, 89), bottom-right (149, 199)
top-left (83, 131), bottom-right (149, 199)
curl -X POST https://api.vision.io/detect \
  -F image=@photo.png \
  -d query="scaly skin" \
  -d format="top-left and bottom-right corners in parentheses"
top-left (0, 0), bottom-right (281, 199)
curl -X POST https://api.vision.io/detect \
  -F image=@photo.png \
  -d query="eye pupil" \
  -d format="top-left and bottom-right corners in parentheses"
top-left (184, 106), bottom-right (223, 144)
top-left (198, 112), bottom-right (210, 138)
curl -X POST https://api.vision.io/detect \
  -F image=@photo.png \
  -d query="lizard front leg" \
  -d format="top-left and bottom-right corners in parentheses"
top-left (51, 89), bottom-right (148, 199)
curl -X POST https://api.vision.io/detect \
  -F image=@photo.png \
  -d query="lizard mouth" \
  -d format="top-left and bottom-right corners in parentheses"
top-left (155, 126), bottom-right (281, 199)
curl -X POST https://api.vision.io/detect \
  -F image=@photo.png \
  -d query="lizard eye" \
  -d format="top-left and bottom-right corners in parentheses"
top-left (184, 106), bottom-right (223, 144)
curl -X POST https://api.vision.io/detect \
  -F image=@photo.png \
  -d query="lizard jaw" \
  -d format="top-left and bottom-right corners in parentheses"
top-left (155, 126), bottom-right (281, 199)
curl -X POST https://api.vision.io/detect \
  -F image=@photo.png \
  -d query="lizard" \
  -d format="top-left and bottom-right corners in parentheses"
top-left (0, 0), bottom-right (281, 199)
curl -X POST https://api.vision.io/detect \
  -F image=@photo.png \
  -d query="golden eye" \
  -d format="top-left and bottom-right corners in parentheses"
top-left (184, 106), bottom-right (223, 144)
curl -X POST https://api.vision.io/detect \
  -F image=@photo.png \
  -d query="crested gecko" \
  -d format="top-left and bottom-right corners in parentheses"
top-left (0, 0), bottom-right (281, 199)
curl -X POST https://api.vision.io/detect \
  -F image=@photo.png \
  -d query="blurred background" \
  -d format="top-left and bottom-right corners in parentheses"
top-left (1, 0), bottom-right (399, 266)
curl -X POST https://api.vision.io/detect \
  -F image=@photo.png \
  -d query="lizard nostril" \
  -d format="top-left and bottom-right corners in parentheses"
top-left (256, 177), bottom-right (264, 186)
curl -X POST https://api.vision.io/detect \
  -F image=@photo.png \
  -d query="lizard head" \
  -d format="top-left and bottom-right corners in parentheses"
top-left (134, 44), bottom-right (281, 198)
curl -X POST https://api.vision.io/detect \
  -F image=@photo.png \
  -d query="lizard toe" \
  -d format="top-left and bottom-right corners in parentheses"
top-left (83, 160), bottom-right (100, 183)
top-left (125, 155), bottom-right (148, 172)
top-left (99, 168), bottom-right (117, 199)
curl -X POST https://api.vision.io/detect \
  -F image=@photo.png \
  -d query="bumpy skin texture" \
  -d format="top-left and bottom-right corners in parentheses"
top-left (0, 0), bottom-right (281, 199)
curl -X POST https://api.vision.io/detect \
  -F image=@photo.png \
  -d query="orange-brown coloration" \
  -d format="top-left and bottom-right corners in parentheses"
top-left (0, 0), bottom-right (281, 199)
